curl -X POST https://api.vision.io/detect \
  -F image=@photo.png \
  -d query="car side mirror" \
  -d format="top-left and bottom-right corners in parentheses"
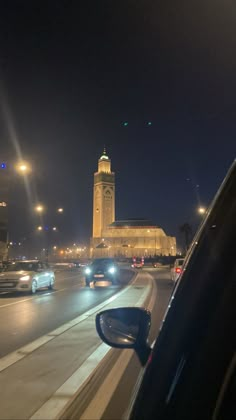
top-left (96, 307), bottom-right (151, 366)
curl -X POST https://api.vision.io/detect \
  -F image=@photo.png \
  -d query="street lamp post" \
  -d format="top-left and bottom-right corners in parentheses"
top-left (36, 225), bottom-right (59, 263)
top-left (34, 205), bottom-right (64, 262)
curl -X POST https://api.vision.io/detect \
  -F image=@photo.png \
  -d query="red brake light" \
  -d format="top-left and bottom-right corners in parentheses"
top-left (175, 267), bottom-right (182, 273)
top-left (147, 351), bottom-right (153, 365)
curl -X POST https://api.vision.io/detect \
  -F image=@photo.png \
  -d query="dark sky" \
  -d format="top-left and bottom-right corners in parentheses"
top-left (0, 1), bottom-right (235, 247)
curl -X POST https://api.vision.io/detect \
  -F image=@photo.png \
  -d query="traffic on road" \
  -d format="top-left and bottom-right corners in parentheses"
top-left (0, 260), bottom-right (174, 419)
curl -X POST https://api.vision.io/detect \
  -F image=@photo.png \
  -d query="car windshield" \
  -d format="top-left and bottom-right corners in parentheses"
top-left (0, 3), bottom-right (234, 420)
top-left (4, 262), bottom-right (37, 272)
top-left (92, 259), bottom-right (115, 267)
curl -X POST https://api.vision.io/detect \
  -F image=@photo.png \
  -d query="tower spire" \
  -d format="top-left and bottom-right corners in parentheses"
top-left (99, 147), bottom-right (109, 161)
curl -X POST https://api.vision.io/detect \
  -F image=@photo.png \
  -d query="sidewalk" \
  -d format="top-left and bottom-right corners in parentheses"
top-left (0, 271), bottom-right (155, 420)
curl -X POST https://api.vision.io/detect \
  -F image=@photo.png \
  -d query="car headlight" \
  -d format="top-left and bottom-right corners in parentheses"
top-left (85, 267), bottom-right (91, 275)
top-left (108, 266), bottom-right (116, 274)
top-left (19, 275), bottom-right (30, 281)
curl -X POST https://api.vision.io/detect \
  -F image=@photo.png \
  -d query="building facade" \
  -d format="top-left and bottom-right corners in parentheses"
top-left (91, 151), bottom-right (176, 258)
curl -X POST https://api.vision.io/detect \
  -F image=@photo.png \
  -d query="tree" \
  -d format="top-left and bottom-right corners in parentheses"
top-left (180, 223), bottom-right (193, 253)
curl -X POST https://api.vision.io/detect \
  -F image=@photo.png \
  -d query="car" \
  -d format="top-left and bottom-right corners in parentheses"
top-left (77, 260), bottom-right (90, 268)
top-left (152, 261), bottom-right (161, 267)
top-left (84, 258), bottom-right (119, 287)
top-left (0, 260), bottom-right (55, 294)
top-left (96, 160), bottom-right (236, 419)
top-left (170, 258), bottom-right (185, 282)
top-left (131, 261), bottom-right (143, 269)
top-left (131, 257), bottom-right (144, 269)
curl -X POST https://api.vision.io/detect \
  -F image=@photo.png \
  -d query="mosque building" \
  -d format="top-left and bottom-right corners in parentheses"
top-left (90, 149), bottom-right (176, 258)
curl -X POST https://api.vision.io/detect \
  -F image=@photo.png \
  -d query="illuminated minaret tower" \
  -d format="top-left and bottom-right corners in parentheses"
top-left (93, 148), bottom-right (115, 238)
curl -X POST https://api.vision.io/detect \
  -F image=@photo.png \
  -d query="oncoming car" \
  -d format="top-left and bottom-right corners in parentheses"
top-left (84, 258), bottom-right (119, 287)
top-left (0, 260), bottom-right (55, 294)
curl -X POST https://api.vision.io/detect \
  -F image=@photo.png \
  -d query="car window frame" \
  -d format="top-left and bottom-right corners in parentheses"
top-left (130, 160), bottom-right (236, 419)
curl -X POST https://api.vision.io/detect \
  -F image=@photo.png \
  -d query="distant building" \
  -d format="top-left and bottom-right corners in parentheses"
top-left (91, 150), bottom-right (176, 258)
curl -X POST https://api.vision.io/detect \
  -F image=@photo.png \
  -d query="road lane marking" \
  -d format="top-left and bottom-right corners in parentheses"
top-left (0, 270), bottom-right (151, 420)
top-left (0, 270), bottom-right (121, 308)
top-left (0, 278), bottom-right (84, 309)
top-left (31, 276), bottom-right (153, 420)
top-left (0, 335), bottom-right (54, 372)
top-left (79, 273), bottom-right (156, 420)
top-left (0, 283), bottom-right (135, 372)
top-left (80, 349), bottom-right (134, 420)
top-left (0, 296), bottom-right (35, 308)
top-left (30, 343), bottom-right (111, 420)
top-left (0, 268), bottom-right (130, 308)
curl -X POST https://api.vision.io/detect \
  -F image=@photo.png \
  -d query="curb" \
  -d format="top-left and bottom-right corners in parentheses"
top-left (57, 272), bottom-right (157, 420)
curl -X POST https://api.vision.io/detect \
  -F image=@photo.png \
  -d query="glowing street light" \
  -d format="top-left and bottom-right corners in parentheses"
top-left (57, 208), bottom-right (64, 213)
top-left (35, 204), bottom-right (44, 213)
top-left (52, 226), bottom-right (57, 231)
top-left (19, 164), bottom-right (27, 172)
top-left (198, 207), bottom-right (206, 215)
top-left (37, 226), bottom-right (43, 231)
top-left (15, 161), bottom-right (31, 175)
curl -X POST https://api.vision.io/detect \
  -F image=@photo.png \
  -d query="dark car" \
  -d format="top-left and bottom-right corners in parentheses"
top-left (84, 258), bottom-right (119, 287)
top-left (96, 160), bottom-right (236, 419)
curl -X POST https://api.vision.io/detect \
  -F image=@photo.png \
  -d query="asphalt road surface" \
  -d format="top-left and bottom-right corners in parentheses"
top-left (0, 266), bottom-right (173, 420)
top-left (102, 266), bottom-right (174, 420)
top-left (62, 266), bottom-right (174, 420)
top-left (0, 267), bottom-right (133, 357)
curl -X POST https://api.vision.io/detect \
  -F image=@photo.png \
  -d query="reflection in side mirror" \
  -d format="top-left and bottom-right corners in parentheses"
top-left (96, 307), bottom-right (151, 366)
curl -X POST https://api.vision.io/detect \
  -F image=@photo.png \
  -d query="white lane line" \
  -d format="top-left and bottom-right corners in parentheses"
top-left (30, 343), bottom-right (111, 420)
top-left (0, 268), bottom-right (129, 308)
top-left (0, 296), bottom-right (35, 308)
top-left (0, 284), bottom-right (132, 372)
top-left (0, 335), bottom-right (54, 372)
top-left (77, 277), bottom-right (155, 420)
top-left (30, 282), bottom-right (152, 420)
top-left (80, 350), bottom-right (134, 420)
top-left (0, 278), bottom-right (84, 309)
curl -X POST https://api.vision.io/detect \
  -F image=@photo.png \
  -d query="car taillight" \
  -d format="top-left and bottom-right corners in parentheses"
top-left (147, 351), bottom-right (153, 365)
top-left (175, 267), bottom-right (182, 273)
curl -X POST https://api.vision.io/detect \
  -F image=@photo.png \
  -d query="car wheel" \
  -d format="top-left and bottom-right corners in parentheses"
top-left (48, 277), bottom-right (55, 290)
top-left (31, 280), bottom-right (37, 294)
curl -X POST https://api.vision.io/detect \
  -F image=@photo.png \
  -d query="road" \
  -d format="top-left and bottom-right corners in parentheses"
top-left (0, 266), bottom-right (173, 420)
top-left (0, 267), bottom-right (133, 357)
top-left (62, 266), bottom-right (174, 420)
top-left (88, 267), bottom-right (174, 420)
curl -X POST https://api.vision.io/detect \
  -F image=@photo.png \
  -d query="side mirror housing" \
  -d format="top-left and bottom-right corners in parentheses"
top-left (96, 307), bottom-right (151, 365)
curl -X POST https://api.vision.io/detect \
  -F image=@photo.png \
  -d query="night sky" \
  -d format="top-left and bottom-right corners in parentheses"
top-left (0, 1), bottom-right (235, 248)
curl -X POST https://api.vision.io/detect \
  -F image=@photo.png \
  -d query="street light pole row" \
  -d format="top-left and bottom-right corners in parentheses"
top-left (34, 205), bottom-right (65, 262)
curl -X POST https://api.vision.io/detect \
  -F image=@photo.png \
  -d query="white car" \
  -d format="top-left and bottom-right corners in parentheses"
top-left (171, 258), bottom-right (184, 282)
top-left (0, 260), bottom-right (55, 294)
